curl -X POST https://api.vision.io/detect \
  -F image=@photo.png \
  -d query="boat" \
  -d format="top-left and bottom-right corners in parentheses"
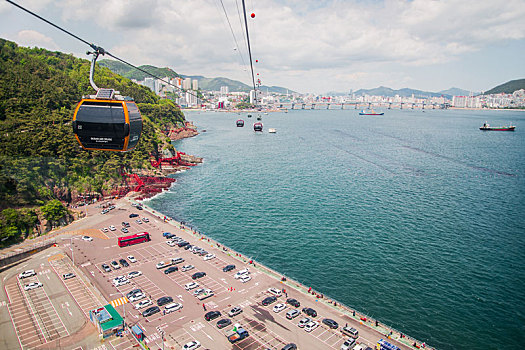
top-left (253, 122), bottom-right (263, 132)
top-left (236, 119), bottom-right (244, 127)
top-left (479, 122), bottom-right (515, 131)
top-left (359, 109), bottom-right (384, 116)
top-left (247, 114), bottom-right (252, 118)
top-left (268, 128), bottom-right (277, 133)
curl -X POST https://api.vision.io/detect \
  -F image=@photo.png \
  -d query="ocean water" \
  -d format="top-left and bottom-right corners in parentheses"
top-left (147, 108), bottom-right (525, 349)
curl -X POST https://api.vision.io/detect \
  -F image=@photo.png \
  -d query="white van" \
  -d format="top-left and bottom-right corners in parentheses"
top-left (268, 287), bottom-right (282, 297)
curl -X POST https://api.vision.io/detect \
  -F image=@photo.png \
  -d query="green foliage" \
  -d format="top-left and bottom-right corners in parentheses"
top-left (235, 102), bottom-right (254, 109)
top-left (0, 38), bottom-right (186, 211)
top-left (98, 59), bottom-right (180, 81)
top-left (40, 199), bottom-right (68, 226)
top-left (0, 207), bottom-right (39, 243)
top-left (485, 79), bottom-right (525, 95)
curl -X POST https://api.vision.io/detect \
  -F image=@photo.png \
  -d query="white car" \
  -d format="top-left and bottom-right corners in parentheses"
top-left (62, 272), bottom-right (76, 280)
top-left (127, 255), bottom-right (137, 263)
top-left (239, 275), bottom-right (252, 283)
top-left (298, 317), bottom-right (312, 328)
top-left (185, 282), bottom-right (199, 290)
top-left (182, 340), bottom-right (201, 350)
top-left (142, 217), bottom-right (149, 223)
top-left (228, 306), bottom-right (243, 317)
top-left (166, 240), bottom-right (177, 247)
top-left (181, 264), bottom-right (194, 272)
top-left (82, 236), bottom-right (93, 241)
top-left (113, 278), bottom-right (129, 287)
top-left (156, 261), bottom-right (170, 269)
top-left (273, 303), bottom-right (287, 313)
top-left (203, 253), bottom-right (216, 261)
top-left (128, 271), bottom-right (142, 279)
top-left (109, 225), bottom-right (116, 231)
top-left (129, 292), bottom-right (145, 302)
top-left (101, 227), bottom-right (108, 233)
top-left (19, 270), bottom-right (36, 279)
top-left (134, 299), bottom-right (152, 309)
top-left (234, 268), bottom-right (250, 279)
top-left (304, 321), bottom-right (319, 332)
top-left (268, 287), bottom-right (282, 297)
top-left (165, 302), bottom-right (183, 313)
top-left (24, 282), bottom-right (42, 291)
top-left (136, 219), bottom-right (142, 224)
top-left (192, 288), bottom-right (206, 296)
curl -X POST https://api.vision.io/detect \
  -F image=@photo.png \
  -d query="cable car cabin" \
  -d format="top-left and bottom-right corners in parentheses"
top-left (236, 119), bottom-right (244, 127)
top-left (253, 122), bottom-right (263, 132)
top-left (72, 91), bottom-right (142, 152)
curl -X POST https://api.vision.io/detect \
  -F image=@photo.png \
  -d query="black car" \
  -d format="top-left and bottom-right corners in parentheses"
top-left (184, 244), bottom-right (192, 250)
top-left (136, 206), bottom-right (143, 210)
top-left (101, 264), bottom-right (111, 273)
top-left (302, 307), bottom-right (317, 317)
top-left (286, 298), bottom-right (300, 308)
top-left (142, 306), bottom-right (160, 317)
top-left (204, 311), bottom-right (221, 321)
top-left (223, 264), bottom-right (236, 272)
top-left (216, 318), bottom-right (232, 329)
top-left (129, 213), bottom-right (139, 218)
top-left (164, 266), bottom-right (178, 274)
top-left (157, 296), bottom-right (173, 306)
top-left (121, 221), bottom-right (130, 227)
top-left (192, 272), bottom-right (206, 280)
top-left (322, 318), bottom-right (338, 329)
top-left (119, 258), bottom-right (129, 267)
top-left (177, 241), bottom-right (189, 248)
top-left (262, 296), bottom-right (277, 306)
top-left (126, 289), bottom-right (142, 298)
top-left (282, 344), bottom-right (297, 350)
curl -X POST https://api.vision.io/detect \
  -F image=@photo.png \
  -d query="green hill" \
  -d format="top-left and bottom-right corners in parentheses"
top-left (485, 79), bottom-right (525, 94)
top-left (0, 39), bottom-right (186, 241)
top-left (99, 59), bottom-right (180, 81)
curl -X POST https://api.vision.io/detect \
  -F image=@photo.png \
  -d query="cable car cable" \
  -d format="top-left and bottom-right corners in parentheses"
top-left (217, 0), bottom-right (248, 68)
top-left (241, 0), bottom-right (257, 105)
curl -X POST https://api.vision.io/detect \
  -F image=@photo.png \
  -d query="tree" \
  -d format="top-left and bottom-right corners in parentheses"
top-left (40, 199), bottom-right (68, 227)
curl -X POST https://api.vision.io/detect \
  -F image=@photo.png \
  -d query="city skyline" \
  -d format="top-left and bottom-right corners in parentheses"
top-left (0, 0), bottom-right (524, 94)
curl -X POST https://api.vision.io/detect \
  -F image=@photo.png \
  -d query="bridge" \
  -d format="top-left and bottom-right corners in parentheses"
top-left (272, 102), bottom-right (447, 110)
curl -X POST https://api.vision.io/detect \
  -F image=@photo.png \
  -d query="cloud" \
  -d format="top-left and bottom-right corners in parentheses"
top-left (15, 30), bottom-right (60, 51)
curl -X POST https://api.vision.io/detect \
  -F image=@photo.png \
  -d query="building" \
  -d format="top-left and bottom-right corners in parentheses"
top-left (183, 78), bottom-right (192, 90)
top-left (143, 77), bottom-right (155, 92)
top-left (192, 79), bottom-right (199, 90)
top-left (220, 86), bottom-right (229, 95)
top-left (89, 304), bottom-right (124, 338)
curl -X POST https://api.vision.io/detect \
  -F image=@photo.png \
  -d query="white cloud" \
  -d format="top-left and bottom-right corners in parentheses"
top-left (15, 30), bottom-right (60, 50)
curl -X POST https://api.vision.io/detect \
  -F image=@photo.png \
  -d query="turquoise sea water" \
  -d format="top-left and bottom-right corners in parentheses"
top-left (147, 109), bottom-right (525, 349)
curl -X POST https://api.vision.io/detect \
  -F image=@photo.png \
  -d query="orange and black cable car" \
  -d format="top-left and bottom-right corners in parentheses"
top-left (72, 97), bottom-right (142, 152)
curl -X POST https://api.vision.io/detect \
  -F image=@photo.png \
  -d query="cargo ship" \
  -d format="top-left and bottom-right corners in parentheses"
top-left (359, 109), bottom-right (384, 116)
top-left (479, 122), bottom-right (515, 131)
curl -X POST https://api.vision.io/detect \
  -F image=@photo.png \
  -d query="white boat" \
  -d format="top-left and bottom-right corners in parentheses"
top-left (268, 128), bottom-right (277, 133)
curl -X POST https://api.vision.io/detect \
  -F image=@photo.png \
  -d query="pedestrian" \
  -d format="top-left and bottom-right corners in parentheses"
top-left (203, 303), bottom-right (206, 311)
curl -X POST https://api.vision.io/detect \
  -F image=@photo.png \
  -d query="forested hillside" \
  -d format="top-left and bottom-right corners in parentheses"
top-left (485, 79), bottom-right (525, 94)
top-left (0, 39), bottom-right (186, 243)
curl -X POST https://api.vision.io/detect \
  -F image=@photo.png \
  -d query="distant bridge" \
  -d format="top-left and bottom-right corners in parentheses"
top-left (272, 102), bottom-right (447, 110)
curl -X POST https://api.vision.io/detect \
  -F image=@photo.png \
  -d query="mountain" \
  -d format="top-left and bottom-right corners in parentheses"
top-left (99, 59), bottom-right (291, 93)
top-left (438, 87), bottom-right (472, 96)
top-left (354, 86), bottom-right (451, 98)
top-left (485, 79), bottom-right (525, 95)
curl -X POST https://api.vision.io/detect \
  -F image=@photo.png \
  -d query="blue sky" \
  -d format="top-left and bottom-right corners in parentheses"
top-left (1, 0), bottom-right (524, 94)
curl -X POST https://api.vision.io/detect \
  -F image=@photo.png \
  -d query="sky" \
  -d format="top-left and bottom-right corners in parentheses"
top-left (0, 0), bottom-right (524, 94)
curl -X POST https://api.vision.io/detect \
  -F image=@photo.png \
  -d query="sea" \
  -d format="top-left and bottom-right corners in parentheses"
top-left (147, 108), bottom-right (525, 349)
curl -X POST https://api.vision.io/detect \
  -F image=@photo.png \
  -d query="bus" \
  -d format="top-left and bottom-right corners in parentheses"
top-left (118, 232), bottom-right (151, 247)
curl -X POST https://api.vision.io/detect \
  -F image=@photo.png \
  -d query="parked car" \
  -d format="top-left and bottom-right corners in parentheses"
top-left (239, 275), bottom-right (252, 283)
top-left (127, 255), bottom-right (137, 263)
top-left (166, 240), bottom-right (177, 247)
top-left (182, 340), bottom-right (201, 350)
top-left (157, 296), bottom-right (173, 306)
top-left (164, 302), bottom-right (183, 313)
top-left (110, 261), bottom-right (120, 269)
top-left (216, 318), bottom-right (232, 329)
top-left (126, 289), bottom-right (142, 299)
top-left (286, 309), bottom-right (300, 319)
top-left (184, 282), bottom-right (199, 290)
top-left (341, 338), bottom-right (357, 350)
top-left (62, 273), bottom-right (76, 280)
top-left (82, 236), bottom-right (93, 241)
top-left (203, 253), bottom-right (216, 261)
top-left (162, 232), bottom-right (172, 238)
top-left (262, 296), bottom-right (277, 306)
top-left (171, 257), bottom-right (185, 264)
top-left (121, 227), bottom-right (129, 233)
top-left (297, 317), bottom-right (312, 328)
top-left (228, 306), bottom-right (243, 317)
top-left (282, 344), bottom-right (297, 350)
top-left (273, 303), bottom-right (287, 313)
top-left (128, 271), bottom-right (142, 279)
top-left (109, 225), bottom-right (116, 231)
top-left (304, 321), bottom-right (319, 332)
top-left (322, 318), bottom-right (339, 329)
top-left (341, 326), bottom-right (359, 338)
top-left (142, 217), bottom-right (149, 223)
top-left (113, 277), bottom-right (129, 287)
top-left (164, 266), bottom-right (178, 274)
top-left (191, 272), bottom-right (206, 280)
top-left (156, 261), bottom-right (170, 269)
top-left (101, 227), bottom-right (109, 232)
top-left (178, 241), bottom-right (190, 248)
top-left (24, 282), bottom-right (43, 291)
top-left (286, 298), bottom-right (300, 308)
top-left (136, 206), bottom-right (143, 210)
top-left (223, 264), bottom-right (236, 272)
top-left (118, 258), bottom-right (129, 267)
top-left (302, 307), bottom-right (317, 317)
top-left (121, 221), bottom-right (130, 227)
top-left (234, 268), bottom-right (250, 279)
top-left (142, 306), bottom-right (160, 317)
top-left (181, 264), bottom-right (194, 272)
top-left (136, 219), bottom-right (142, 224)
top-left (129, 292), bottom-right (146, 302)
top-left (204, 311), bottom-right (221, 321)
top-left (129, 213), bottom-right (139, 218)
top-left (19, 270), bottom-right (36, 279)
top-left (268, 287), bottom-right (282, 297)
top-left (184, 244), bottom-right (193, 250)
top-left (101, 264), bottom-right (111, 272)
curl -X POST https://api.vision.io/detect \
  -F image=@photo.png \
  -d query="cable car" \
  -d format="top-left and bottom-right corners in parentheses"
top-left (236, 119), bottom-right (244, 127)
top-left (72, 49), bottom-right (142, 151)
top-left (253, 122), bottom-right (263, 132)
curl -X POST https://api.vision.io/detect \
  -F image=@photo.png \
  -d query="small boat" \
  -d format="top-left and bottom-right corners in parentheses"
top-left (247, 114), bottom-right (252, 118)
top-left (480, 122), bottom-right (515, 131)
top-left (253, 122), bottom-right (263, 132)
top-left (236, 119), bottom-right (244, 127)
top-left (359, 109), bottom-right (384, 116)
top-left (268, 128), bottom-right (277, 133)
